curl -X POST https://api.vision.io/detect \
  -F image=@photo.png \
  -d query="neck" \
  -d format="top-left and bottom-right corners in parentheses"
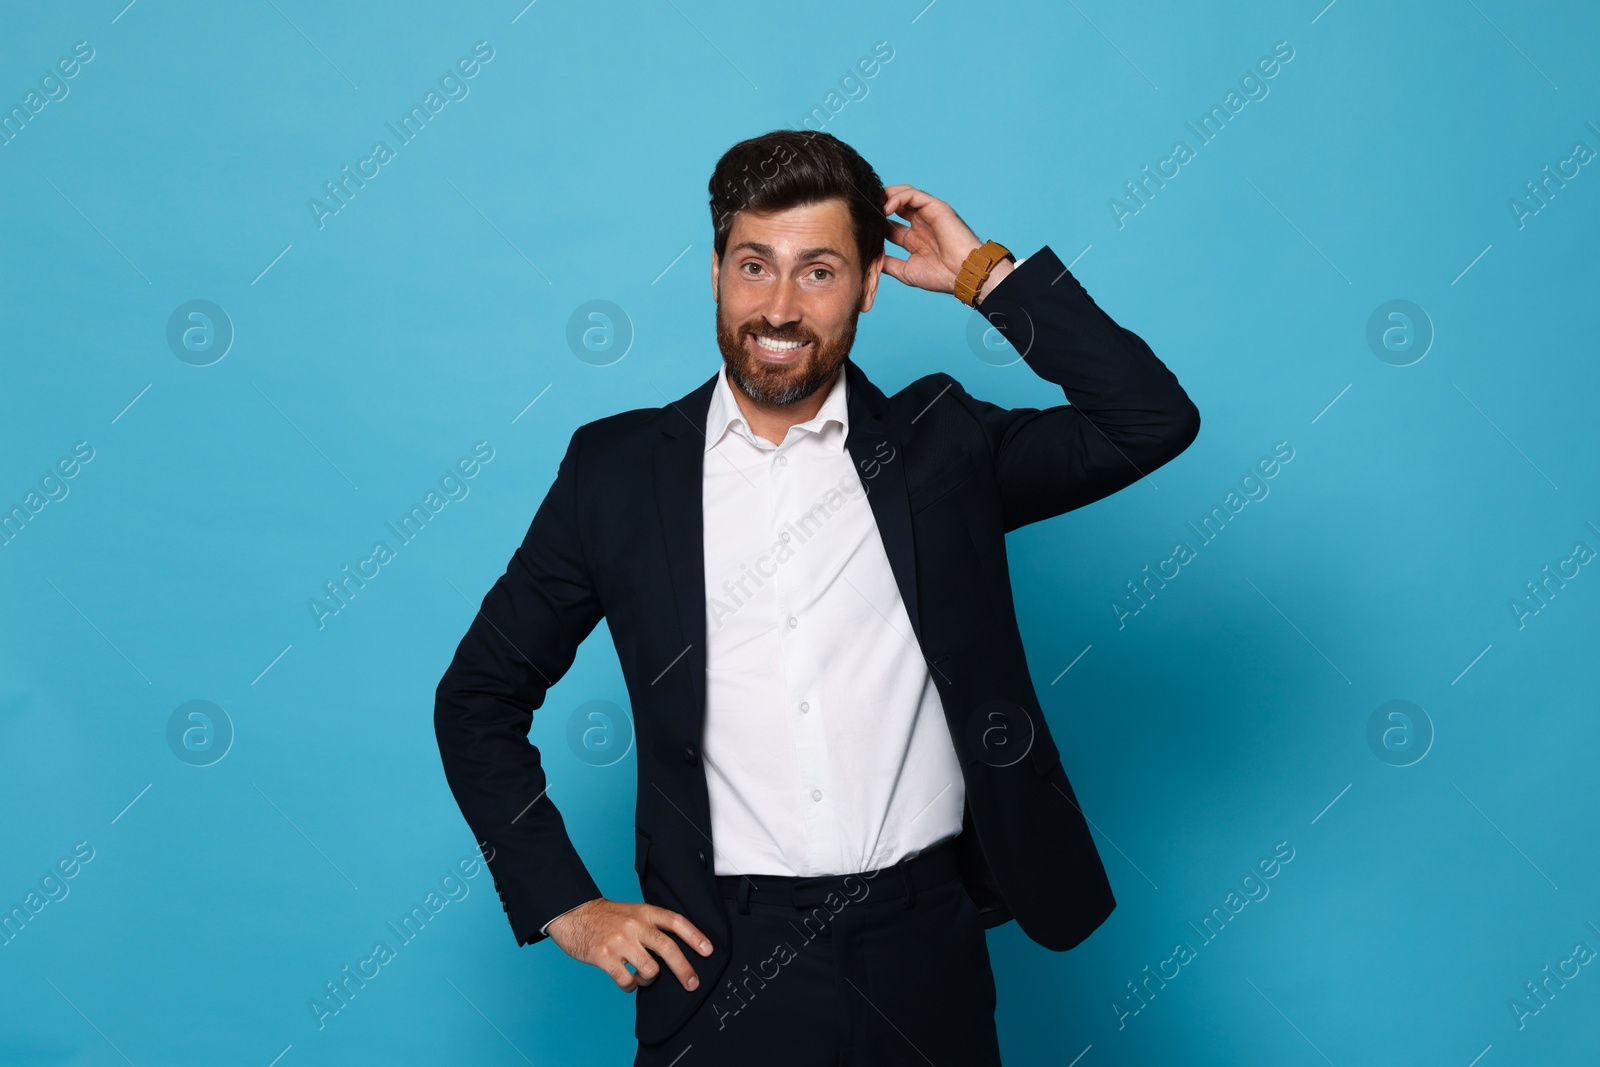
top-left (729, 366), bottom-right (841, 446)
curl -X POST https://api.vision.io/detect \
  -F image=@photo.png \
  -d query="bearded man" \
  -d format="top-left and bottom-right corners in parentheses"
top-left (435, 129), bottom-right (1200, 1065)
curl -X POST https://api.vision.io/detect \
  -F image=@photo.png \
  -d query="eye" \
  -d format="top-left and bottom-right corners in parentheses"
top-left (742, 262), bottom-right (764, 275)
top-left (809, 268), bottom-right (832, 281)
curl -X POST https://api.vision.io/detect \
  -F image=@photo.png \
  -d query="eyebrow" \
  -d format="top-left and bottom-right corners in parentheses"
top-left (729, 241), bottom-right (849, 264)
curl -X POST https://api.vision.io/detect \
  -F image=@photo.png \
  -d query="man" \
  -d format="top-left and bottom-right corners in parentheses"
top-left (434, 130), bottom-right (1200, 1064)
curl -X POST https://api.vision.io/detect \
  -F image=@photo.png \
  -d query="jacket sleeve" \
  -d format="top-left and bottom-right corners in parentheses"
top-left (952, 244), bottom-right (1201, 532)
top-left (434, 424), bottom-right (606, 946)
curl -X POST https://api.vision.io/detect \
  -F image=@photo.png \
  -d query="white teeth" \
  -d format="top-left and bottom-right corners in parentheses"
top-left (754, 335), bottom-right (806, 352)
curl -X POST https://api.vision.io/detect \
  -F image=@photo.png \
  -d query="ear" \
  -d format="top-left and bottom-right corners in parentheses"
top-left (857, 251), bottom-right (885, 314)
top-left (711, 248), bottom-right (721, 302)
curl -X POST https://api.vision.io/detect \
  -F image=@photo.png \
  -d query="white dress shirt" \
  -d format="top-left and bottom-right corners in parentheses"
top-left (539, 363), bottom-right (969, 934)
top-left (698, 362), bottom-right (965, 877)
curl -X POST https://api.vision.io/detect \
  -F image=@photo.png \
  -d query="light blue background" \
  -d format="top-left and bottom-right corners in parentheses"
top-left (3, 0), bottom-right (1597, 1064)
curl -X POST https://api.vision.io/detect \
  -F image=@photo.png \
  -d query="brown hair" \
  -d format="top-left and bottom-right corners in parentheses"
top-left (709, 130), bottom-right (889, 275)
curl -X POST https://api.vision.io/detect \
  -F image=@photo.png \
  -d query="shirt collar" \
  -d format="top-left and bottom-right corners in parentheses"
top-left (704, 362), bottom-right (849, 453)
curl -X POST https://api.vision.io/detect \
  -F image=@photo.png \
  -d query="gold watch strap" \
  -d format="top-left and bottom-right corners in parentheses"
top-left (953, 239), bottom-right (1012, 307)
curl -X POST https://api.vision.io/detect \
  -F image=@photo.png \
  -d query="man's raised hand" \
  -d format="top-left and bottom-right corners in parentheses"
top-left (545, 897), bottom-right (713, 994)
top-left (881, 185), bottom-right (1010, 300)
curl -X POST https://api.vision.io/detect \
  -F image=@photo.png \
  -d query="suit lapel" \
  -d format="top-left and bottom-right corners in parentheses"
top-left (841, 359), bottom-right (922, 649)
top-left (653, 376), bottom-right (716, 733)
top-left (652, 359), bottom-right (923, 739)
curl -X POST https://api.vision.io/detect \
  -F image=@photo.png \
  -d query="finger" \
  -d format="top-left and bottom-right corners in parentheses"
top-left (625, 945), bottom-right (664, 987)
top-left (604, 960), bottom-right (639, 993)
top-left (882, 188), bottom-right (925, 218)
top-left (595, 933), bottom-right (644, 992)
top-left (880, 183), bottom-right (915, 207)
top-left (643, 929), bottom-right (701, 991)
top-left (885, 219), bottom-right (912, 248)
top-left (885, 187), bottom-right (938, 219)
top-left (653, 907), bottom-right (714, 957)
top-left (884, 196), bottom-right (921, 221)
top-left (880, 255), bottom-right (910, 283)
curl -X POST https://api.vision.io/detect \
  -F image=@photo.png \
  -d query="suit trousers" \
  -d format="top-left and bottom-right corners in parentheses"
top-left (633, 839), bottom-right (1003, 1066)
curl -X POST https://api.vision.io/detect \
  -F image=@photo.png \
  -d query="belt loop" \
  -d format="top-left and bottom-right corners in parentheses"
top-left (737, 876), bottom-right (752, 915)
top-left (899, 860), bottom-right (916, 910)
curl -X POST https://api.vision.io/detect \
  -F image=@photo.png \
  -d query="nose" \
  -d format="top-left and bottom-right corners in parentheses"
top-left (761, 275), bottom-right (801, 330)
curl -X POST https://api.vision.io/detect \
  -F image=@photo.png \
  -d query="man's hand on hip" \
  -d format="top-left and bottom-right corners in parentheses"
top-left (881, 184), bottom-right (1014, 303)
top-left (546, 897), bottom-right (714, 994)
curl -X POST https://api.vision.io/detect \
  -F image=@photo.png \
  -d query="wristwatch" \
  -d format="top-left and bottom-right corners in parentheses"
top-left (953, 239), bottom-right (1013, 307)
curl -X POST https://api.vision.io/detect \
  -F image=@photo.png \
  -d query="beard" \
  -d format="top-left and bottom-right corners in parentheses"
top-left (715, 299), bottom-right (858, 407)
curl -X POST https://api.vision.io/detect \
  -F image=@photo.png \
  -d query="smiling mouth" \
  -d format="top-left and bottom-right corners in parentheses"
top-left (749, 333), bottom-right (812, 360)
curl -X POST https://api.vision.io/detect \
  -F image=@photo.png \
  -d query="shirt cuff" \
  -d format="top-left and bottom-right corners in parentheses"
top-left (540, 899), bottom-right (593, 937)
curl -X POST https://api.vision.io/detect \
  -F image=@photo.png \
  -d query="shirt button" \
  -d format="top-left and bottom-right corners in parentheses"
top-left (811, 789), bottom-right (823, 802)
top-left (787, 616), bottom-right (798, 629)
top-left (799, 701), bottom-right (810, 714)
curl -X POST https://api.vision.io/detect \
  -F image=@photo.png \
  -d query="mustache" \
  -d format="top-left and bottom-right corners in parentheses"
top-left (745, 323), bottom-right (814, 344)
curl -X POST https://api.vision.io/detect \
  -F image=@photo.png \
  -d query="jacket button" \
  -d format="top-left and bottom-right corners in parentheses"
top-left (682, 745), bottom-right (698, 766)
top-left (697, 849), bottom-right (707, 869)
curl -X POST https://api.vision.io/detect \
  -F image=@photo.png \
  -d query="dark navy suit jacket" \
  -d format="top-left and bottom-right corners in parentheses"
top-left (433, 245), bottom-right (1201, 1045)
